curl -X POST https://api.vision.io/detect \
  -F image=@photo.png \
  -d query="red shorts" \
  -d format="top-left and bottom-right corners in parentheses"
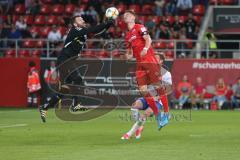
top-left (136, 55), bottom-right (161, 86)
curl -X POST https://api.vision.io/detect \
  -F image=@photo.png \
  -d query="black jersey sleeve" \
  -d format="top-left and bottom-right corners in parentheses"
top-left (86, 19), bottom-right (114, 36)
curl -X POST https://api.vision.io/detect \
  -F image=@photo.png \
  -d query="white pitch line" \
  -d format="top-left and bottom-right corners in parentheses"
top-left (189, 134), bottom-right (205, 137)
top-left (0, 124), bottom-right (27, 129)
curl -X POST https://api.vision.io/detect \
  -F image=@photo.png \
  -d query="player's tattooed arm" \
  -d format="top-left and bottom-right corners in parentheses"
top-left (140, 34), bottom-right (152, 56)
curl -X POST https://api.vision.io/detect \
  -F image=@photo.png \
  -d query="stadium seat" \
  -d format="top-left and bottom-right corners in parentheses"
top-left (82, 50), bottom-right (94, 58)
top-left (165, 51), bottom-right (174, 59)
top-left (221, 0), bottom-right (235, 5)
top-left (65, 4), bottom-right (75, 15)
top-left (22, 39), bottom-right (35, 48)
top-left (154, 41), bottom-right (167, 49)
top-left (58, 16), bottom-right (65, 25)
top-left (52, 4), bottom-right (65, 15)
top-left (186, 40), bottom-right (193, 49)
top-left (29, 26), bottom-right (41, 34)
top-left (23, 15), bottom-right (34, 25)
top-left (167, 41), bottom-right (175, 49)
top-left (179, 16), bottom-right (187, 24)
top-left (32, 50), bottom-right (41, 57)
top-left (57, 26), bottom-right (67, 36)
top-left (193, 16), bottom-right (202, 25)
top-left (129, 4), bottom-right (141, 14)
top-left (40, 4), bottom-right (51, 14)
top-left (5, 50), bottom-right (16, 58)
top-left (40, 26), bottom-right (51, 37)
top-left (18, 50), bottom-right (30, 57)
top-left (34, 15), bottom-right (46, 25)
top-left (79, 4), bottom-right (87, 10)
top-left (193, 5), bottom-right (205, 16)
top-left (117, 19), bottom-right (127, 30)
top-left (14, 4), bottom-right (26, 14)
top-left (117, 3), bottom-right (127, 13)
top-left (112, 50), bottom-right (121, 58)
top-left (40, 0), bottom-right (53, 3)
top-left (209, 0), bottom-right (218, 5)
top-left (98, 50), bottom-right (109, 58)
top-left (47, 15), bottom-right (58, 25)
top-left (35, 40), bottom-right (45, 48)
top-left (142, 4), bottom-right (154, 15)
top-left (12, 15), bottom-right (20, 24)
top-left (82, 0), bottom-right (89, 3)
top-left (166, 16), bottom-right (175, 25)
top-left (137, 16), bottom-right (146, 24)
top-left (152, 16), bottom-right (161, 24)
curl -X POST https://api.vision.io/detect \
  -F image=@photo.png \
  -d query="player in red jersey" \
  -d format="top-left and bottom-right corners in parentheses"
top-left (123, 10), bottom-right (166, 129)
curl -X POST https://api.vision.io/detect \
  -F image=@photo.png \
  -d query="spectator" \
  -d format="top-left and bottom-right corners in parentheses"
top-left (165, 0), bottom-right (177, 15)
top-left (28, 0), bottom-right (41, 15)
top-left (7, 25), bottom-right (22, 47)
top-left (176, 33), bottom-right (188, 57)
top-left (191, 77), bottom-right (206, 109)
top-left (231, 77), bottom-right (240, 109)
top-left (176, 75), bottom-right (192, 109)
top-left (155, 24), bottom-right (171, 39)
top-left (212, 78), bottom-right (228, 109)
top-left (15, 16), bottom-right (27, 30)
top-left (172, 16), bottom-right (183, 32)
top-left (47, 25), bottom-right (62, 45)
top-left (86, 6), bottom-right (100, 25)
top-left (154, 0), bottom-right (164, 16)
top-left (159, 16), bottom-right (171, 28)
top-left (145, 16), bottom-right (156, 30)
top-left (185, 13), bottom-right (197, 39)
top-left (177, 0), bottom-right (192, 13)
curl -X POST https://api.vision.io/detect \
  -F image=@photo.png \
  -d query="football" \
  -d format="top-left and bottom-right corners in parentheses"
top-left (105, 7), bottom-right (119, 19)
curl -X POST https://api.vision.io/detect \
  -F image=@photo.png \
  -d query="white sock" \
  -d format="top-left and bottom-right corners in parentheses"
top-left (127, 122), bottom-right (140, 137)
top-left (131, 108), bottom-right (140, 122)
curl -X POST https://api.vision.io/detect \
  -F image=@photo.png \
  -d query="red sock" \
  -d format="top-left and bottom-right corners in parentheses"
top-left (160, 95), bottom-right (169, 113)
top-left (144, 93), bottom-right (159, 116)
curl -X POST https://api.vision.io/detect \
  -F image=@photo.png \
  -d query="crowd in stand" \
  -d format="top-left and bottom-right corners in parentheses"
top-left (173, 75), bottom-right (240, 110)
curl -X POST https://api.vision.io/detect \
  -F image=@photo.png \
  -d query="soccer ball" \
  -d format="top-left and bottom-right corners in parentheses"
top-left (105, 7), bottom-right (119, 20)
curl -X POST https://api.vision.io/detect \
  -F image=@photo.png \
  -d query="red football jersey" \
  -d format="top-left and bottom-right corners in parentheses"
top-left (125, 24), bottom-right (154, 61)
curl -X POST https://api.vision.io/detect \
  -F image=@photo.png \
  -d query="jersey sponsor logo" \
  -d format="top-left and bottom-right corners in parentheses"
top-left (140, 27), bottom-right (147, 32)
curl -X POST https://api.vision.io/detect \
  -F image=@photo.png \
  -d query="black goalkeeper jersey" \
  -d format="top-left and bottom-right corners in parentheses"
top-left (57, 20), bottom-right (113, 65)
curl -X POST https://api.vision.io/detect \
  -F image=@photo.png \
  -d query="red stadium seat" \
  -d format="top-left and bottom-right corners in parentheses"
top-left (23, 15), bottom-right (34, 25)
top-left (32, 50), bottom-right (41, 57)
top-left (18, 50), bottom-right (30, 57)
top-left (40, 0), bottom-right (53, 3)
top-left (154, 41), bottom-right (167, 49)
top-left (65, 4), bottom-right (75, 15)
top-left (165, 51), bottom-right (174, 59)
top-left (186, 39), bottom-right (193, 49)
top-left (36, 40), bottom-right (45, 48)
top-left (47, 15), bottom-right (58, 25)
top-left (34, 15), bottom-right (46, 25)
top-left (98, 50), bottom-right (109, 58)
top-left (40, 4), bottom-right (51, 14)
top-left (142, 4), bottom-right (154, 15)
top-left (137, 16), bottom-right (146, 24)
top-left (166, 16), bottom-right (175, 25)
top-left (129, 4), bottom-right (141, 14)
top-left (52, 4), bottom-right (64, 15)
top-left (117, 3), bottom-right (127, 13)
top-left (12, 15), bottom-right (20, 24)
top-left (22, 39), bottom-right (35, 48)
top-left (179, 16), bottom-right (187, 24)
top-left (57, 26), bottom-right (67, 36)
top-left (58, 16), bottom-right (65, 25)
top-left (167, 41), bottom-right (175, 49)
top-left (0, 15), bottom-right (7, 22)
top-left (29, 26), bottom-right (41, 34)
top-left (221, 0), bottom-right (235, 5)
top-left (5, 50), bottom-right (16, 58)
top-left (112, 50), bottom-right (121, 58)
top-left (117, 19), bottom-right (127, 30)
top-left (40, 26), bottom-right (51, 37)
top-left (82, 0), bottom-right (89, 3)
top-left (15, 4), bottom-right (26, 14)
top-left (82, 50), bottom-right (94, 58)
top-left (193, 16), bottom-right (202, 25)
top-left (152, 16), bottom-right (161, 24)
top-left (209, 0), bottom-right (218, 5)
top-left (193, 5), bottom-right (205, 16)
top-left (79, 4), bottom-right (87, 10)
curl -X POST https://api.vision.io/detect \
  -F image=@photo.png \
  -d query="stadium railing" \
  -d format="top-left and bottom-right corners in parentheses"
top-left (0, 39), bottom-right (239, 59)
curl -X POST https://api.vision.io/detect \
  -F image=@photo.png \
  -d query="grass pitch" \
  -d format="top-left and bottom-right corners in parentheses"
top-left (0, 108), bottom-right (239, 160)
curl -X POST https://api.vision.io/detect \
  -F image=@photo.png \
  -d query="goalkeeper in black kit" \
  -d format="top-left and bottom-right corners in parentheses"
top-left (39, 14), bottom-right (115, 122)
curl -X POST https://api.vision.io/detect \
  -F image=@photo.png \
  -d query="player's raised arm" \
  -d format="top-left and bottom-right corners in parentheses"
top-left (86, 19), bottom-right (115, 36)
top-left (141, 31), bottom-right (152, 57)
